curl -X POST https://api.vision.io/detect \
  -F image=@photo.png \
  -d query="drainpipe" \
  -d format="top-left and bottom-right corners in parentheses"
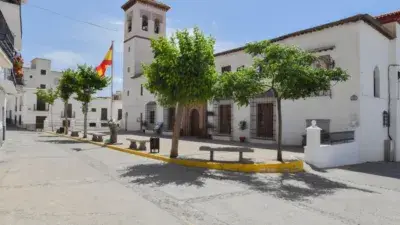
top-left (387, 64), bottom-right (400, 161)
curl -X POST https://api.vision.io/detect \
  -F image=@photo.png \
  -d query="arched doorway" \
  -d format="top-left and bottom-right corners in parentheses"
top-left (190, 109), bottom-right (200, 136)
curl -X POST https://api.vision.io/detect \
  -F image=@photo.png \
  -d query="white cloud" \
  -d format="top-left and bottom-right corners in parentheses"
top-left (212, 21), bottom-right (218, 30)
top-left (214, 40), bottom-right (240, 53)
top-left (43, 51), bottom-right (85, 70)
top-left (166, 26), bottom-right (239, 53)
top-left (166, 27), bottom-right (195, 39)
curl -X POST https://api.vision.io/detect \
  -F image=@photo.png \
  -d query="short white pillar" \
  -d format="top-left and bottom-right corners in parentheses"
top-left (304, 120), bottom-right (322, 165)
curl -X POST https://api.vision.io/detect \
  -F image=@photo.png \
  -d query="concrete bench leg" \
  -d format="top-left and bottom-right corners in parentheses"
top-left (92, 135), bottom-right (97, 142)
top-left (239, 152), bottom-right (243, 162)
top-left (71, 132), bottom-right (79, 137)
top-left (210, 151), bottom-right (214, 161)
top-left (129, 141), bottom-right (137, 149)
top-left (98, 136), bottom-right (103, 142)
top-left (138, 142), bottom-right (146, 151)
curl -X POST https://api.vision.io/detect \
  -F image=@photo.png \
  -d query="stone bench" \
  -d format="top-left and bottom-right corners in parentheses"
top-left (199, 146), bottom-right (254, 162)
top-left (89, 133), bottom-right (106, 142)
top-left (71, 130), bottom-right (80, 137)
top-left (126, 138), bottom-right (150, 151)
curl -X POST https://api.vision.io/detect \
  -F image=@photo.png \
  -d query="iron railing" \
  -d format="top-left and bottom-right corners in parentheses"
top-left (0, 10), bottom-right (15, 64)
top-left (302, 130), bottom-right (355, 146)
top-left (61, 111), bottom-right (75, 118)
top-left (33, 104), bottom-right (49, 111)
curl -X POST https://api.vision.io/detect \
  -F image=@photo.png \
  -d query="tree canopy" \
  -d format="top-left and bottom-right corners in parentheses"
top-left (214, 40), bottom-right (349, 161)
top-left (215, 40), bottom-right (349, 105)
top-left (143, 27), bottom-right (217, 107)
top-left (143, 27), bottom-right (217, 158)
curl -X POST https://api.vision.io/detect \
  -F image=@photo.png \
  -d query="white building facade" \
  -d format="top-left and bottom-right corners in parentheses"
top-left (121, 0), bottom-right (400, 163)
top-left (0, 0), bottom-right (23, 147)
top-left (6, 58), bottom-right (123, 131)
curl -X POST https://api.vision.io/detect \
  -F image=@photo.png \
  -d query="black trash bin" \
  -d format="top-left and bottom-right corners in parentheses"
top-left (150, 137), bottom-right (160, 153)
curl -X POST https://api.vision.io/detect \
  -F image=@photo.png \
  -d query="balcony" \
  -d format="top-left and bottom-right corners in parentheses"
top-left (33, 103), bottom-right (49, 112)
top-left (0, 10), bottom-right (14, 68)
top-left (61, 111), bottom-right (76, 119)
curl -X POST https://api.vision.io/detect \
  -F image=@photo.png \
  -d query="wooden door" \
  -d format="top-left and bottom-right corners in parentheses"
top-left (36, 116), bottom-right (47, 129)
top-left (190, 109), bottom-right (200, 136)
top-left (67, 104), bottom-right (73, 118)
top-left (219, 105), bottom-right (231, 134)
top-left (257, 103), bottom-right (274, 138)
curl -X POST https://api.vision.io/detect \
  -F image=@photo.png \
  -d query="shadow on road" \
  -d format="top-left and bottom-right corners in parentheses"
top-left (38, 135), bottom-right (58, 138)
top-left (340, 162), bottom-right (400, 180)
top-left (37, 139), bottom-right (82, 144)
top-left (116, 130), bottom-right (304, 153)
top-left (120, 163), bottom-right (375, 202)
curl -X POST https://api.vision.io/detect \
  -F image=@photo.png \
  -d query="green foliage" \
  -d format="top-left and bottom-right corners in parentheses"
top-left (215, 40), bottom-right (349, 105)
top-left (143, 27), bottom-right (217, 107)
top-left (35, 88), bottom-right (59, 105)
top-left (57, 68), bottom-right (77, 102)
top-left (73, 64), bottom-right (111, 104)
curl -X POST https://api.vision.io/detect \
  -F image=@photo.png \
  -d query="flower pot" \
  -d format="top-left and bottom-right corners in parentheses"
top-left (239, 136), bottom-right (246, 142)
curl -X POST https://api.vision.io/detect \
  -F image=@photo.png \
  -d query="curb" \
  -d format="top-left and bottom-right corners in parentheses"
top-left (46, 132), bottom-right (304, 173)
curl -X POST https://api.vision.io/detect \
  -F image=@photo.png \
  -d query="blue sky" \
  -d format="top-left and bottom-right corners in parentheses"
top-left (21, 0), bottom-right (398, 96)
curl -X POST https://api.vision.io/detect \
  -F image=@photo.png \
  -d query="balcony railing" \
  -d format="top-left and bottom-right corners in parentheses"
top-left (0, 10), bottom-right (15, 64)
top-left (61, 111), bottom-right (76, 119)
top-left (33, 104), bottom-right (49, 111)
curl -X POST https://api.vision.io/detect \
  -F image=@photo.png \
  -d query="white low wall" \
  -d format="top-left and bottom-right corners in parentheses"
top-left (304, 120), bottom-right (360, 168)
top-left (305, 142), bottom-right (359, 168)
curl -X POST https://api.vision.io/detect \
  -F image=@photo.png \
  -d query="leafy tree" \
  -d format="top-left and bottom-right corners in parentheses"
top-left (35, 88), bottom-right (59, 132)
top-left (143, 27), bottom-right (217, 158)
top-left (57, 69), bottom-right (77, 135)
top-left (214, 41), bottom-right (349, 161)
top-left (74, 64), bottom-right (110, 138)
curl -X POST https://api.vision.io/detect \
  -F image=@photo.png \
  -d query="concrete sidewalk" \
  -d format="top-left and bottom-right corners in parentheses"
top-left (72, 130), bottom-right (304, 163)
top-left (0, 130), bottom-right (184, 225)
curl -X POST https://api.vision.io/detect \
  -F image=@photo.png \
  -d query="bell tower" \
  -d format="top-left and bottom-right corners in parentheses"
top-left (121, 0), bottom-right (170, 131)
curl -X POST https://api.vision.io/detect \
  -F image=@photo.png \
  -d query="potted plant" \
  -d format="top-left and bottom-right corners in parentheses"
top-left (238, 120), bottom-right (247, 142)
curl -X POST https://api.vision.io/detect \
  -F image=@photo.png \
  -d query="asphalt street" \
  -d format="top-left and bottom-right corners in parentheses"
top-left (0, 130), bottom-right (399, 225)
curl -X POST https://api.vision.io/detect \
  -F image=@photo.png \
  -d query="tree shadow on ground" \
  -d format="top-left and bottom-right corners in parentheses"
top-left (120, 163), bottom-right (375, 202)
top-left (37, 139), bottom-right (82, 144)
top-left (117, 131), bottom-right (304, 153)
top-left (120, 163), bottom-right (206, 187)
top-left (340, 162), bottom-right (400, 180)
top-left (38, 135), bottom-right (58, 138)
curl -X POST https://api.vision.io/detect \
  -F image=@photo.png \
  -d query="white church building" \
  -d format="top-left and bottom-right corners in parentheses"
top-left (121, 0), bottom-right (400, 163)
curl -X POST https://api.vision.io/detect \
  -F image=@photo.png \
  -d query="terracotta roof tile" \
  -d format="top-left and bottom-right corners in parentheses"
top-left (122, 0), bottom-right (170, 11)
top-left (214, 14), bottom-right (395, 57)
top-left (376, 10), bottom-right (400, 24)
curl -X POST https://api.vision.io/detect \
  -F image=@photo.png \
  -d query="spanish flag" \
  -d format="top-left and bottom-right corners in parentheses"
top-left (96, 44), bottom-right (113, 77)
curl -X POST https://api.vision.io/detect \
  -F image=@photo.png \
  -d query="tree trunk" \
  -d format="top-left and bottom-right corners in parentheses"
top-left (108, 121), bottom-right (118, 144)
top-left (276, 97), bottom-right (283, 162)
top-left (64, 101), bottom-right (68, 135)
top-left (50, 104), bottom-right (54, 132)
top-left (83, 102), bottom-right (88, 138)
top-left (170, 103), bottom-right (184, 158)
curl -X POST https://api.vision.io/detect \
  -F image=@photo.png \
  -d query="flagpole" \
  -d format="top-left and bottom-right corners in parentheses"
top-left (110, 40), bottom-right (114, 121)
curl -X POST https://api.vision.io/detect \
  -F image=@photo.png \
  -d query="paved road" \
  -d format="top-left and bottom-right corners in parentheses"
top-left (0, 130), bottom-right (400, 225)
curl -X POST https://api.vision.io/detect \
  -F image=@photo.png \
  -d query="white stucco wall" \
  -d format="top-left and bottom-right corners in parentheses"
top-left (214, 22), bottom-right (363, 146)
top-left (0, 1), bottom-right (22, 50)
top-left (122, 1), bottom-right (167, 131)
top-left (357, 21), bottom-right (391, 162)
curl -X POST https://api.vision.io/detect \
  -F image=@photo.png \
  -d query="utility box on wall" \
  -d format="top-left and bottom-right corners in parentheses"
top-left (384, 139), bottom-right (394, 162)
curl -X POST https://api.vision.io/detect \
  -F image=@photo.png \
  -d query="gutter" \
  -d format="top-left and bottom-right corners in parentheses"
top-left (388, 64), bottom-right (400, 161)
